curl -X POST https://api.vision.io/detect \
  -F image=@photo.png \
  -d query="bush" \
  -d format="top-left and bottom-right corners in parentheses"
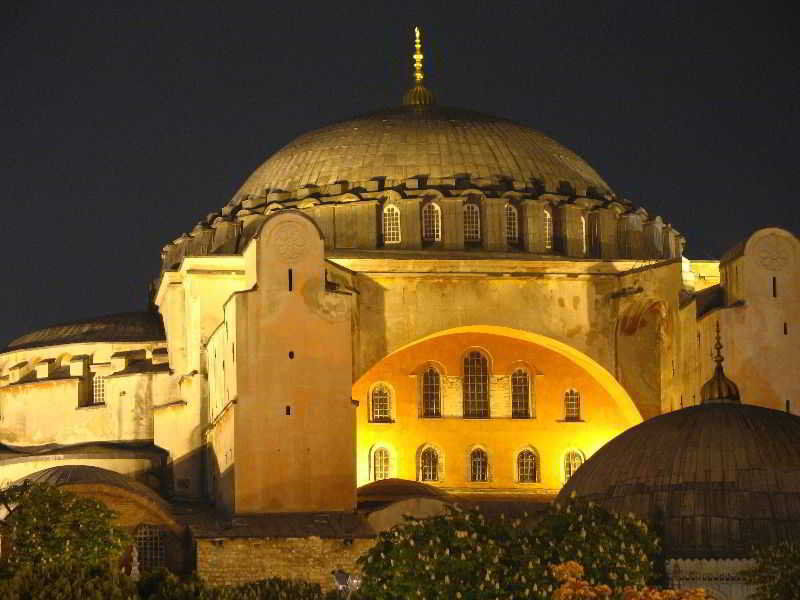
top-left (742, 540), bottom-right (800, 600)
top-left (0, 562), bottom-right (138, 600)
top-left (357, 496), bottom-right (661, 600)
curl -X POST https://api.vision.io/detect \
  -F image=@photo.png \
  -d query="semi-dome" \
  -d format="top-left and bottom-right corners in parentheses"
top-left (234, 104), bottom-right (613, 202)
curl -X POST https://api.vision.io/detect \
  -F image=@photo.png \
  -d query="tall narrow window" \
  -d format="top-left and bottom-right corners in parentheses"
top-left (420, 448), bottom-right (439, 481)
top-left (517, 450), bottom-right (537, 483)
top-left (511, 368), bottom-right (531, 418)
top-left (422, 367), bottom-right (441, 417)
top-left (589, 213), bottom-right (601, 257)
top-left (470, 448), bottom-right (488, 482)
top-left (373, 448), bottom-right (390, 481)
top-left (564, 450), bottom-right (584, 482)
top-left (773, 276), bottom-right (777, 298)
top-left (92, 374), bottom-right (106, 405)
top-left (464, 204), bottom-right (481, 242)
top-left (505, 203), bottom-right (519, 244)
top-left (580, 215), bottom-right (587, 255)
top-left (463, 351), bottom-right (489, 418)
top-left (564, 389), bottom-right (581, 421)
top-left (134, 525), bottom-right (166, 571)
top-left (382, 205), bottom-right (401, 244)
top-left (422, 202), bottom-right (442, 242)
top-left (543, 209), bottom-right (553, 250)
top-left (371, 384), bottom-right (391, 422)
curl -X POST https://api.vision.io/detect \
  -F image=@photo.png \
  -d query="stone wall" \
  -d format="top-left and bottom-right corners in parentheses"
top-left (196, 537), bottom-right (374, 590)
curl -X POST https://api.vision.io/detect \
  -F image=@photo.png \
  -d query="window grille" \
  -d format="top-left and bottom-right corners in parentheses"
top-left (422, 367), bottom-right (441, 417)
top-left (580, 215), bottom-right (587, 255)
top-left (92, 375), bottom-right (106, 405)
top-left (382, 205), bottom-right (401, 244)
top-left (134, 525), bottom-right (166, 571)
top-left (420, 448), bottom-right (438, 481)
top-left (511, 369), bottom-right (530, 418)
top-left (463, 351), bottom-right (489, 418)
top-left (470, 449), bottom-right (488, 482)
top-left (564, 450), bottom-right (584, 482)
top-left (371, 384), bottom-right (391, 421)
top-left (505, 204), bottom-right (518, 243)
top-left (517, 450), bottom-right (537, 482)
top-left (373, 448), bottom-right (390, 481)
top-left (543, 209), bottom-right (553, 250)
top-left (422, 202), bottom-right (441, 241)
top-left (464, 204), bottom-right (481, 242)
top-left (564, 389), bottom-right (581, 420)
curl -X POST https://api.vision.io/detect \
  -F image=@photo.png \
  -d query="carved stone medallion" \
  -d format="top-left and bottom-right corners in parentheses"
top-left (271, 221), bottom-right (308, 263)
top-left (755, 233), bottom-right (791, 271)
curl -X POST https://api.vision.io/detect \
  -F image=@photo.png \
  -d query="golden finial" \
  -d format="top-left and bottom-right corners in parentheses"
top-left (413, 26), bottom-right (424, 84)
top-left (403, 26), bottom-right (436, 106)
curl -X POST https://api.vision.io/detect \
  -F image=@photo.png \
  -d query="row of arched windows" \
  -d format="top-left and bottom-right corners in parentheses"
top-left (370, 446), bottom-right (585, 484)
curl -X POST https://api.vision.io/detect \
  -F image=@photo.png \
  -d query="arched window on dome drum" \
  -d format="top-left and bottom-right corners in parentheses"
top-left (470, 448), bottom-right (488, 482)
top-left (382, 205), bottom-right (401, 244)
top-left (464, 203), bottom-right (481, 242)
top-left (134, 524), bottom-right (166, 571)
top-left (422, 202), bottom-right (442, 242)
top-left (580, 215), bottom-right (587, 255)
top-left (517, 450), bottom-right (537, 483)
top-left (422, 367), bottom-right (441, 417)
top-left (564, 389), bottom-right (581, 421)
top-left (371, 384), bottom-right (392, 422)
top-left (564, 450), bottom-right (584, 482)
top-left (511, 368), bottom-right (531, 418)
top-left (543, 209), bottom-right (553, 250)
top-left (420, 448), bottom-right (439, 481)
top-left (589, 213), bottom-right (601, 257)
top-left (372, 448), bottom-right (390, 481)
top-left (463, 351), bottom-right (489, 418)
top-left (504, 203), bottom-right (519, 244)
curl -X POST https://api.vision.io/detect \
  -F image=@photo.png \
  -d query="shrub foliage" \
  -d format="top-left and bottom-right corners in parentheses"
top-left (742, 540), bottom-right (800, 600)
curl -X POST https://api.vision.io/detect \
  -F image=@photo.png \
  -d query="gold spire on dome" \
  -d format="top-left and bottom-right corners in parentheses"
top-left (700, 321), bottom-right (741, 405)
top-left (403, 26), bottom-right (436, 106)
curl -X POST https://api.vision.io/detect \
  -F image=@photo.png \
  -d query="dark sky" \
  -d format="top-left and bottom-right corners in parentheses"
top-left (1, 1), bottom-right (798, 346)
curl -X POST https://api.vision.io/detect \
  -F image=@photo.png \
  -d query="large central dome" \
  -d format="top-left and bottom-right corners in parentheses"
top-left (234, 105), bottom-right (612, 201)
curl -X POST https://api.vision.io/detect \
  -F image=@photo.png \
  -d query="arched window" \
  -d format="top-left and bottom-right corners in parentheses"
top-left (564, 389), bottom-right (581, 421)
top-left (470, 448), bottom-right (488, 482)
top-left (517, 449), bottom-right (538, 483)
top-left (543, 209), bottom-right (553, 250)
top-left (463, 351), bottom-right (489, 418)
top-left (422, 202), bottom-right (441, 242)
top-left (464, 203), bottom-right (481, 242)
top-left (422, 366), bottom-right (441, 417)
top-left (134, 524), bottom-right (166, 571)
top-left (564, 450), bottom-right (584, 482)
top-left (589, 213), bottom-right (601, 256)
top-left (420, 447), bottom-right (439, 481)
top-left (580, 215), bottom-right (587, 255)
top-left (511, 368), bottom-right (531, 418)
top-left (372, 447), bottom-right (390, 481)
top-left (504, 203), bottom-right (518, 244)
top-left (382, 205), bottom-right (401, 244)
top-left (371, 384), bottom-right (392, 422)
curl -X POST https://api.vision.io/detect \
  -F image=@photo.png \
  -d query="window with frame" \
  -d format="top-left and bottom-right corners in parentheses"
top-left (422, 202), bottom-right (442, 242)
top-left (564, 389), bottom-right (581, 420)
top-left (372, 448), bottom-right (390, 481)
top-left (470, 448), bottom-right (488, 482)
top-left (464, 203), bottom-right (481, 242)
top-left (420, 447), bottom-right (439, 481)
top-left (511, 368), bottom-right (531, 418)
top-left (463, 351), bottom-right (489, 418)
top-left (382, 205), bottom-right (401, 244)
top-left (505, 204), bottom-right (519, 244)
top-left (517, 449), bottom-right (537, 483)
top-left (371, 384), bottom-right (392, 422)
top-left (564, 450), bottom-right (584, 482)
top-left (92, 374), bottom-right (106, 405)
top-left (543, 209), bottom-right (553, 250)
top-left (422, 366), bottom-right (441, 417)
top-left (134, 524), bottom-right (166, 571)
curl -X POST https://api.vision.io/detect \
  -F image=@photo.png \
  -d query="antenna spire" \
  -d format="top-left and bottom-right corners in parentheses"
top-left (403, 26), bottom-right (436, 106)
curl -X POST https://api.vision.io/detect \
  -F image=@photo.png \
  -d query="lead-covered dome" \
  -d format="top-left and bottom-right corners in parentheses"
top-left (234, 105), bottom-right (613, 201)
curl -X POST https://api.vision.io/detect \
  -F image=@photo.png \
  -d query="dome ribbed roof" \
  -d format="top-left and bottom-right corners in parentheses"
top-left (234, 105), bottom-right (612, 201)
top-left (558, 404), bottom-right (800, 558)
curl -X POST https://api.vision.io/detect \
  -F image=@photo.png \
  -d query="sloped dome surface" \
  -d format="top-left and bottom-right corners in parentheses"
top-left (558, 404), bottom-right (800, 558)
top-left (235, 105), bottom-right (612, 200)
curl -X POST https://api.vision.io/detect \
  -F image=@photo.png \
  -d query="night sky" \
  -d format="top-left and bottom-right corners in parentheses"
top-left (1, 1), bottom-right (798, 346)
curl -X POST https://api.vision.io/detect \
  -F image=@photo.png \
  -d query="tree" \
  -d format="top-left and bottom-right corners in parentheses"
top-left (742, 540), bottom-right (800, 600)
top-left (0, 481), bottom-right (129, 570)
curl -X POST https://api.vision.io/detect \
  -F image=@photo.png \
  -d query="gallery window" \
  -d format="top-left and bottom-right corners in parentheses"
top-left (505, 203), bottom-right (519, 244)
top-left (420, 447), bottom-right (439, 481)
top-left (464, 203), bottom-right (481, 242)
top-left (517, 449), bottom-right (538, 483)
top-left (470, 448), bottom-right (488, 482)
top-left (422, 366), bottom-right (441, 417)
top-left (563, 450), bottom-right (584, 482)
top-left (370, 384), bottom-right (392, 422)
top-left (422, 202), bottom-right (442, 242)
top-left (372, 447), bottom-right (390, 481)
top-left (463, 351), bottom-right (489, 418)
top-left (382, 205), bottom-right (401, 244)
top-left (134, 524), bottom-right (166, 571)
top-left (564, 389), bottom-right (581, 421)
top-left (543, 209), bottom-right (553, 250)
top-left (511, 368), bottom-right (531, 418)
top-left (92, 374), bottom-right (106, 405)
